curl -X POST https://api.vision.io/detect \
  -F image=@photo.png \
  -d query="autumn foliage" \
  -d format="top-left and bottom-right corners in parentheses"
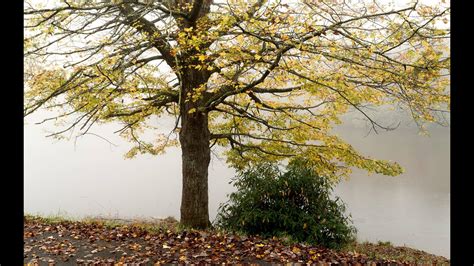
top-left (24, 0), bottom-right (450, 227)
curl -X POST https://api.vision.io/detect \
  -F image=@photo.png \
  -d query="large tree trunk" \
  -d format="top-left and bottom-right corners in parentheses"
top-left (179, 71), bottom-right (211, 229)
top-left (176, 0), bottom-right (213, 226)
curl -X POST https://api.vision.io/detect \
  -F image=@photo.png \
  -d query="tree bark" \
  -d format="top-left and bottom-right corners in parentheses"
top-left (179, 70), bottom-right (211, 229)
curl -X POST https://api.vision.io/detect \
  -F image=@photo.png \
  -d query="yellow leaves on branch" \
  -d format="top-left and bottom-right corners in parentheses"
top-left (186, 84), bottom-right (207, 103)
top-left (123, 133), bottom-right (178, 159)
top-left (198, 54), bottom-right (207, 62)
top-left (24, 0), bottom-right (450, 178)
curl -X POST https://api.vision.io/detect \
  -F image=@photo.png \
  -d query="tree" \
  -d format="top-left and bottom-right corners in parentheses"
top-left (24, 0), bottom-right (450, 229)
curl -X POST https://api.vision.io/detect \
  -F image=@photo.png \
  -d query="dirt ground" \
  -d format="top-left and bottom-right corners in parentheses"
top-left (24, 216), bottom-right (449, 265)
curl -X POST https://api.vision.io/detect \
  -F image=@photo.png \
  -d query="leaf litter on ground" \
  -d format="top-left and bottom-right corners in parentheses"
top-left (24, 216), bottom-right (449, 265)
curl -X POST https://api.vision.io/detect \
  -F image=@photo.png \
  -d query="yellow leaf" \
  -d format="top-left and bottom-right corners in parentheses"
top-left (198, 54), bottom-right (207, 62)
top-left (188, 108), bottom-right (196, 114)
top-left (292, 246), bottom-right (301, 253)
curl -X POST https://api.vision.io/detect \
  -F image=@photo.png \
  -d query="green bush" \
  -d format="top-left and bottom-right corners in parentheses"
top-left (215, 159), bottom-right (356, 249)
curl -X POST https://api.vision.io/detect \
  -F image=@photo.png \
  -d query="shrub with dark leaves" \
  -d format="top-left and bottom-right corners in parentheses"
top-left (216, 159), bottom-right (356, 249)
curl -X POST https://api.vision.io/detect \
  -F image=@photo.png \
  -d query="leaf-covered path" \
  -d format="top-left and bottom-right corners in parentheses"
top-left (24, 216), bottom-right (449, 265)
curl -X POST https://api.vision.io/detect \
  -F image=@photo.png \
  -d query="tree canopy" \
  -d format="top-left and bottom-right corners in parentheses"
top-left (24, 0), bottom-right (450, 182)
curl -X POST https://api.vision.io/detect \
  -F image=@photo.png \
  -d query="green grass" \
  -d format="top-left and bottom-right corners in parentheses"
top-left (343, 241), bottom-right (449, 265)
top-left (376, 240), bottom-right (393, 246)
top-left (24, 214), bottom-right (180, 233)
top-left (25, 213), bottom-right (78, 224)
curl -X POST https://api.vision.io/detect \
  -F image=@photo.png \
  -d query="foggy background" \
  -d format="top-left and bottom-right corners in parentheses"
top-left (24, 108), bottom-right (450, 258)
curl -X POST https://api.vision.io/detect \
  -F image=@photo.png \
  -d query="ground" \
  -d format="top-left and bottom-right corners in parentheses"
top-left (24, 215), bottom-right (449, 265)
